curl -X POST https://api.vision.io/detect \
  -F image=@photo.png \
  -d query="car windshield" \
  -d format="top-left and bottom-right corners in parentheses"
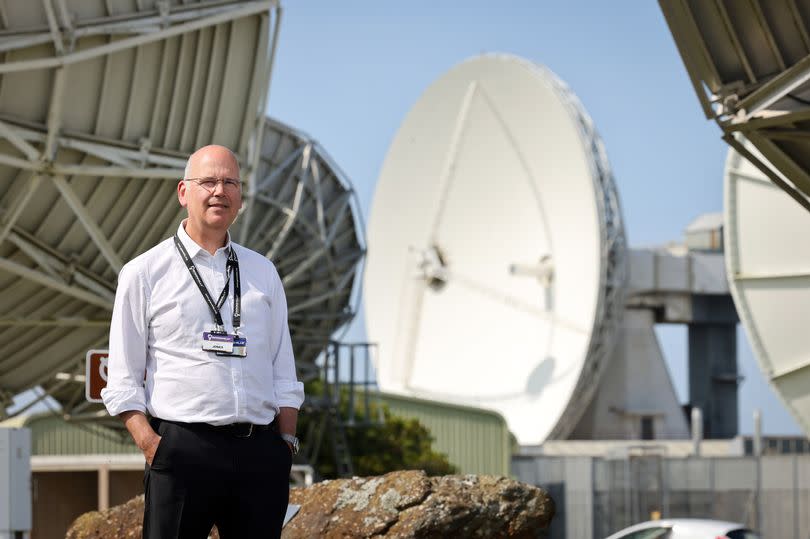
top-left (619, 528), bottom-right (671, 539)
top-left (725, 530), bottom-right (761, 539)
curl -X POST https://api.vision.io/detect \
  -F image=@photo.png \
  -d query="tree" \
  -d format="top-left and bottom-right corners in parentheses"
top-left (298, 380), bottom-right (457, 479)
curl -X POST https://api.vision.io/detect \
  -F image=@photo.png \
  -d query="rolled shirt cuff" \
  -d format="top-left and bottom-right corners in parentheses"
top-left (275, 380), bottom-right (305, 409)
top-left (100, 386), bottom-right (147, 417)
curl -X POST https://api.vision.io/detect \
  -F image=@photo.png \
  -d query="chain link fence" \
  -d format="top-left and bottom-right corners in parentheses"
top-left (513, 454), bottom-right (810, 538)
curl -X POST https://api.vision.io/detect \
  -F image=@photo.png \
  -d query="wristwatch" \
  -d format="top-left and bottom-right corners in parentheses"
top-left (280, 433), bottom-right (299, 456)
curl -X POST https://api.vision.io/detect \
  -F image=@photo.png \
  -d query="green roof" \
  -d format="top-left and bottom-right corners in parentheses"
top-left (379, 392), bottom-right (511, 476)
top-left (1, 412), bottom-right (138, 456)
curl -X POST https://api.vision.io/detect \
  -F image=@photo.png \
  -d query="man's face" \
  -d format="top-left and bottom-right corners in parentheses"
top-left (178, 147), bottom-right (242, 233)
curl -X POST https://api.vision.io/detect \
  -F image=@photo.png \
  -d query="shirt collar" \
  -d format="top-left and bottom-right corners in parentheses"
top-left (177, 219), bottom-right (232, 259)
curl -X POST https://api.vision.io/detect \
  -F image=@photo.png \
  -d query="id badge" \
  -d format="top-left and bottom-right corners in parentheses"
top-left (202, 331), bottom-right (234, 353)
top-left (217, 336), bottom-right (247, 358)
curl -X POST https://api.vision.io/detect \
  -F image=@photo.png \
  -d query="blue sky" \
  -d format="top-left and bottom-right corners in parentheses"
top-left (267, 1), bottom-right (802, 435)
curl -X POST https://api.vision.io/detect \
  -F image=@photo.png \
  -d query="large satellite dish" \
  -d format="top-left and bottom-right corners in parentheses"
top-left (364, 55), bottom-right (626, 445)
top-left (725, 139), bottom-right (810, 435)
top-left (0, 1), bottom-right (364, 421)
top-left (235, 117), bottom-right (365, 372)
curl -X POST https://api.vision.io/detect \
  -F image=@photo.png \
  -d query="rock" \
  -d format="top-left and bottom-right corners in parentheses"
top-left (65, 471), bottom-right (553, 539)
top-left (66, 495), bottom-right (142, 539)
top-left (65, 496), bottom-right (220, 539)
top-left (284, 470), bottom-right (554, 538)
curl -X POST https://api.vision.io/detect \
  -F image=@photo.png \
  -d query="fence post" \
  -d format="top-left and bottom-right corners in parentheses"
top-left (625, 458), bottom-right (633, 528)
top-left (591, 457), bottom-right (596, 539)
top-left (347, 344), bottom-right (355, 425)
top-left (754, 455), bottom-right (762, 533)
top-left (662, 458), bottom-right (670, 518)
top-left (794, 455), bottom-right (799, 539)
top-left (709, 458), bottom-right (716, 517)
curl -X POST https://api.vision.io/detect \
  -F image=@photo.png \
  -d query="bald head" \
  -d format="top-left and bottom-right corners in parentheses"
top-left (184, 145), bottom-right (240, 180)
top-left (178, 144), bottom-right (243, 244)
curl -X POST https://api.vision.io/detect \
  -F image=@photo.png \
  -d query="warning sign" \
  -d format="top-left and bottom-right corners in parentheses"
top-left (85, 350), bottom-right (109, 403)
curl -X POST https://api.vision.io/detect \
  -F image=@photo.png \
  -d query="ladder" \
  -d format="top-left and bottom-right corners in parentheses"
top-left (329, 405), bottom-right (354, 478)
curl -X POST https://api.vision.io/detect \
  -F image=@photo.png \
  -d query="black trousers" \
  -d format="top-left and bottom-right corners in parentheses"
top-left (143, 418), bottom-right (292, 539)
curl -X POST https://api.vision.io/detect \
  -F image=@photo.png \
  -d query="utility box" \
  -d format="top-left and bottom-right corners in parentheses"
top-left (0, 428), bottom-right (31, 539)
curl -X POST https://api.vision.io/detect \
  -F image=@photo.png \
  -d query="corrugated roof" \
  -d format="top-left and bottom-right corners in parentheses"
top-left (380, 392), bottom-right (511, 476)
top-left (1, 411), bottom-right (138, 455)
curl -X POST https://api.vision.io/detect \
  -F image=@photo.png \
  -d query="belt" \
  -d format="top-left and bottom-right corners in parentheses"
top-left (154, 418), bottom-right (274, 438)
top-left (212, 422), bottom-right (273, 438)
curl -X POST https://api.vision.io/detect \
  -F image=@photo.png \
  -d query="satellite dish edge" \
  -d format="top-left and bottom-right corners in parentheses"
top-left (725, 138), bottom-right (810, 436)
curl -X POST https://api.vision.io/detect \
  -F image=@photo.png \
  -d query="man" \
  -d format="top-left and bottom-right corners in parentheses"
top-left (101, 145), bottom-right (304, 539)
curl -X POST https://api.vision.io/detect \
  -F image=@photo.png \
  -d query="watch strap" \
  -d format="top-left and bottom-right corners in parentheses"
top-left (280, 433), bottom-right (299, 455)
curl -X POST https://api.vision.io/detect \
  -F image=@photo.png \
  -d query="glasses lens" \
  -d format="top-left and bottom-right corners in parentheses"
top-left (187, 178), bottom-right (241, 191)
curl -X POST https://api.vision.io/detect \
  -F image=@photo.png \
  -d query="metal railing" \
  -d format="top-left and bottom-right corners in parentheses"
top-left (299, 340), bottom-right (381, 478)
top-left (319, 341), bottom-right (381, 427)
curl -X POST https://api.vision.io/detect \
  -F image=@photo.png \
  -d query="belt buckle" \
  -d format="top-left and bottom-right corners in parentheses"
top-left (235, 423), bottom-right (254, 438)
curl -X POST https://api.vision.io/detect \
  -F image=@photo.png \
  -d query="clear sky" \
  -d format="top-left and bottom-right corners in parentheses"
top-left (266, 1), bottom-right (802, 436)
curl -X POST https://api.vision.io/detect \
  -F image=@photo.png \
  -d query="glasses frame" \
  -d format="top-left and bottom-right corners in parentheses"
top-left (184, 177), bottom-right (242, 192)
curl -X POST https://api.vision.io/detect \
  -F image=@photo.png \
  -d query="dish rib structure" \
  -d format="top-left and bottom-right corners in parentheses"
top-left (0, 1), bottom-right (364, 423)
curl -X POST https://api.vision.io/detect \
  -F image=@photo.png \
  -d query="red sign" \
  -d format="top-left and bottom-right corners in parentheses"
top-left (85, 350), bottom-right (109, 403)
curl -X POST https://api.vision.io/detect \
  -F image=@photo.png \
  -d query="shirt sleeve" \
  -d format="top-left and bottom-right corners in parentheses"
top-left (100, 262), bottom-right (150, 416)
top-left (270, 267), bottom-right (305, 409)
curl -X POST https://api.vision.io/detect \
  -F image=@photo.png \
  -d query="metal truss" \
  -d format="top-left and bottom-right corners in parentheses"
top-left (0, 1), bottom-right (282, 419)
top-left (0, 1), bottom-right (275, 73)
top-left (0, 116), bottom-right (182, 310)
top-left (0, 1), bottom-right (367, 429)
top-left (660, 0), bottom-right (810, 213)
top-left (236, 118), bottom-right (366, 365)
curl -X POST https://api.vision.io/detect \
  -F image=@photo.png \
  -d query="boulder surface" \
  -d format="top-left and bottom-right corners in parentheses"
top-left (285, 470), bottom-right (554, 538)
top-left (66, 471), bottom-right (554, 538)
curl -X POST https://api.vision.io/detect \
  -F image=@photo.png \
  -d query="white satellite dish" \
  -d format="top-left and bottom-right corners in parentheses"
top-left (725, 139), bottom-right (810, 435)
top-left (364, 54), bottom-right (626, 445)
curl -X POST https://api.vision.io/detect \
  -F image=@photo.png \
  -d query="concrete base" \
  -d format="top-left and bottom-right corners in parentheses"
top-left (569, 309), bottom-right (690, 440)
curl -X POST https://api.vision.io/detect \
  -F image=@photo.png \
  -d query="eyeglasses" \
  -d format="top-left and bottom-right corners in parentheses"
top-left (184, 177), bottom-right (242, 192)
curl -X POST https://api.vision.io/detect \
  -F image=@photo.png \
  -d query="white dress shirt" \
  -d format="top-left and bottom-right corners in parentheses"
top-left (101, 221), bottom-right (304, 425)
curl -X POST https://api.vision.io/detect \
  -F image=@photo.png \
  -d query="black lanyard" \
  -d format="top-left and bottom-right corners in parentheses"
top-left (173, 234), bottom-right (241, 332)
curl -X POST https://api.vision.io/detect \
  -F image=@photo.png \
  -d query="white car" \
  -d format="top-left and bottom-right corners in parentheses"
top-left (604, 518), bottom-right (761, 539)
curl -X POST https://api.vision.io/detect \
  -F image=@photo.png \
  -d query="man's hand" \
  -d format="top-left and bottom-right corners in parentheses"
top-left (120, 411), bottom-right (162, 465)
top-left (277, 407), bottom-right (299, 457)
top-left (142, 432), bottom-right (163, 465)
